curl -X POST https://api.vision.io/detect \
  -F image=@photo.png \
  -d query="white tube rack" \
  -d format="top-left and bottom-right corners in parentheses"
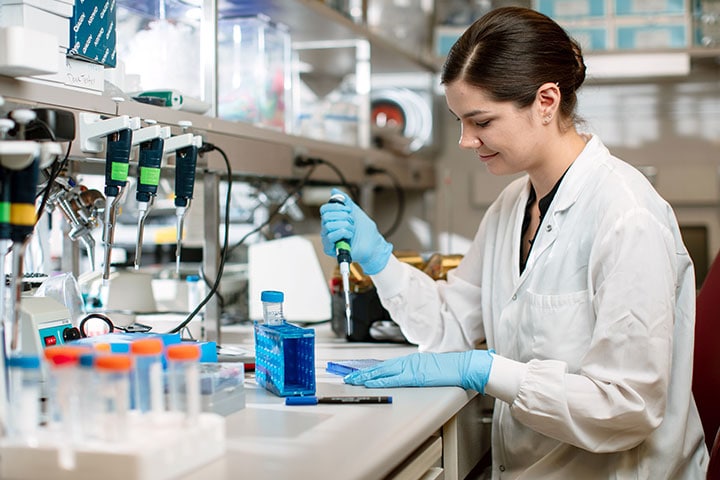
top-left (0, 412), bottom-right (225, 480)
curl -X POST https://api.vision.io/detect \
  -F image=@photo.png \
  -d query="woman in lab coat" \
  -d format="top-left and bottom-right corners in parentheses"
top-left (320, 6), bottom-right (709, 479)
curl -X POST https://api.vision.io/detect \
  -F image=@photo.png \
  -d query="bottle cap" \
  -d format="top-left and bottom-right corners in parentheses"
top-left (166, 343), bottom-right (201, 361)
top-left (130, 337), bottom-right (164, 355)
top-left (79, 353), bottom-right (95, 368)
top-left (95, 354), bottom-right (132, 372)
top-left (44, 345), bottom-right (92, 362)
top-left (261, 290), bottom-right (284, 303)
top-left (6, 355), bottom-right (40, 369)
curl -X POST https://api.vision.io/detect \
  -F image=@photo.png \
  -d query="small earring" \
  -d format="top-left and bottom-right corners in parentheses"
top-left (543, 114), bottom-right (553, 124)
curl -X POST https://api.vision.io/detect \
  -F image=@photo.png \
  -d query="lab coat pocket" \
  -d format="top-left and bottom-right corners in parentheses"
top-left (525, 289), bottom-right (593, 371)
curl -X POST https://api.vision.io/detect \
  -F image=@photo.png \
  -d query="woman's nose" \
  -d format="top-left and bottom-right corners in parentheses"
top-left (459, 133), bottom-right (481, 149)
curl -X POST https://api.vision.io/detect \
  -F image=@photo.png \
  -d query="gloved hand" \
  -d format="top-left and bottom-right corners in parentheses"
top-left (344, 350), bottom-right (494, 394)
top-left (319, 188), bottom-right (393, 275)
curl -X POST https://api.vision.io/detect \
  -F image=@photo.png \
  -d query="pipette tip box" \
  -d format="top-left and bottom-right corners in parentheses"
top-left (254, 322), bottom-right (315, 397)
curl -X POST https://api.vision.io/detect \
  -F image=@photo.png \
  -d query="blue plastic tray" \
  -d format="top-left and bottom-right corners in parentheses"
top-left (254, 322), bottom-right (315, 397)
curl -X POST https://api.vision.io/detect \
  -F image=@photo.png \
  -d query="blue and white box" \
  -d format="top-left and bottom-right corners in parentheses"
top-left (615, 0), bottom-right (687, 16)
top-left (534, 0), bottom-right (607, 19)
top-left (566, 25), bottom-right (609, 51)
top-left (68, 0), bottom-right (116, 67)
top-left (616, 23), bottom-right (688, 48)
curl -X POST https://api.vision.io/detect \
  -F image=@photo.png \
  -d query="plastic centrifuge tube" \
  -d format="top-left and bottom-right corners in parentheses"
top-left (261, 290), bottom-right (285, 325)
top-left (43, 345), bottom-right (93, 427)
top-left (6, 354), bottom-right (41, 445)
top-left (166, 343), bottom-right (201, 425)
top-left (77, 352), bottom-right (99, 440)
top-left (130, 337), bottom-right (164, 414)
top-left (44, 346), bottom-right (90, 470)
top-left (94, 354), bottom-right (132, 443)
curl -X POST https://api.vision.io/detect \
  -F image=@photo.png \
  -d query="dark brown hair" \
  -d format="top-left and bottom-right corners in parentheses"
top-left (441, 7), bottom-right (586, 123)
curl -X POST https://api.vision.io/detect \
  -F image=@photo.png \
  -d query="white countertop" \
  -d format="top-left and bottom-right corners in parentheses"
top-left (182, 324), bottom-right (477, 480)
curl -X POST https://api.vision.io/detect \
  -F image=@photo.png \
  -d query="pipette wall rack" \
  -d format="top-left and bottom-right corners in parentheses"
top-left (255, 322), bottom-right (316, 397)
top-left (0, 411), bottom-right (225, 480)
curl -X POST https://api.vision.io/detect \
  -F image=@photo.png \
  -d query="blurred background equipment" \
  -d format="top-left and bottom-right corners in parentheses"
top-left (330, 252), bottom-right (462, 342)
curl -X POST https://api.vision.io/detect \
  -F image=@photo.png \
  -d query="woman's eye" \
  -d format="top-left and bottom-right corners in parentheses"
top-left (476, 120), bottom-right (490, 128)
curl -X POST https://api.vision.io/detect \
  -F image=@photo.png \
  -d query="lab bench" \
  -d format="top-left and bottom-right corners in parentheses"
top-left (181, 324), bottom-right (492, 480)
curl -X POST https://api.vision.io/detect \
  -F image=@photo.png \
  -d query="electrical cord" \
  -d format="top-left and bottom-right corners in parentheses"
top-left (365, 166), bottom-right (405, 238)
top-left (168, 142), bottom-right (233, 334)
top-left (294, 155), bottom-right (359, 201)
top-left (26, 118), bottom-right (57, 142)
top-left (35, 140), bottom-right (72, 223)
top-left (226, 162), bottom-right (319, 258)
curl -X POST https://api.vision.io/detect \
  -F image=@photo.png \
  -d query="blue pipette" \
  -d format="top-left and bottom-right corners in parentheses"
top-left (134, 135), bottom-right (165, 269)
top-left (173, 143), bottom-right (198, 276)
top-left (102, 128), bottom-right (133, 285)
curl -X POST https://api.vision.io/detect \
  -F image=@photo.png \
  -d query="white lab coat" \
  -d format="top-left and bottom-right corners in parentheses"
top-left (372, 135), bottom-right (708, 478)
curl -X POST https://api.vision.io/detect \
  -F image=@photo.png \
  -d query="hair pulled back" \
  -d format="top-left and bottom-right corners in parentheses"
top-left (441, 7), bottom-right (586, 122)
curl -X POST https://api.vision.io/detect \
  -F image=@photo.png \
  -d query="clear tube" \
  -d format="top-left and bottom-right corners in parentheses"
top-left (44, 348), bottom-right (84, 470)
top-left (78, 352), bottom-right (100, 440)
top-left (6, 355), bottom-right (41, 445)
top-left (261, 290), bottom-right (285, 325)
top-left (130, 337), bottom-right (164, 414)
top-left (95, 354), bottom-right (132, 443)
top-left (166, 343), bottom-right (201, 426)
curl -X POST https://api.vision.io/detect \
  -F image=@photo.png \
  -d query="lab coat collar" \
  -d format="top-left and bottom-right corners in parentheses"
top-left (516, 134), bottom-right (605, 280)
top-left (546, 133), bottom-right (605, 214)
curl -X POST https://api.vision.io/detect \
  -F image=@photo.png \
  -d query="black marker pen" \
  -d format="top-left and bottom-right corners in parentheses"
top-left (285, 396), bottom-right (393, 406)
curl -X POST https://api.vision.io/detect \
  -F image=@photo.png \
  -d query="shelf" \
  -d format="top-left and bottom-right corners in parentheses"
top-left (582, 47), bottom-right (720, 83)
top-left (219, 0), bottom-right (438, 75)
top-left (0, 75), bottom-right (436, 190)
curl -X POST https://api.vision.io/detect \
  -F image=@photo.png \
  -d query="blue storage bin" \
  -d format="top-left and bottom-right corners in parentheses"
top-left (615, 0), bottom-right (686, 16)
top-left (566, 26), bottom-right (609, 51)
top-left (616, 24), bottom-right (688, 49)
top-left (534, 0), bottom-right (606, 19)
top-left (255, 322), bottom-right (316, 397)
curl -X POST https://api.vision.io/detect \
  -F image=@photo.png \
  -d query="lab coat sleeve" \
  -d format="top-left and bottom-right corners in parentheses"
top-left (510, 206), bottom-right (679, 452)
top-left (371, 225), bottom-right (489, 352)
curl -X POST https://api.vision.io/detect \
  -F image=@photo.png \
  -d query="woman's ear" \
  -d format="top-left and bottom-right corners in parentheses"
top-left (536, 82), bottom-right (560, 121)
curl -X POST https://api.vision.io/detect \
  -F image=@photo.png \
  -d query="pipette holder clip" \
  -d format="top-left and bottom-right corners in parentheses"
top-left (78, 113), bottom-right (141, 153)
top-left (254, 322), bottom-right (316, 397)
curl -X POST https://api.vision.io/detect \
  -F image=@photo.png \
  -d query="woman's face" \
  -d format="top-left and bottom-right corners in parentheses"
top-left (445, 80), bottom-right (546, 176)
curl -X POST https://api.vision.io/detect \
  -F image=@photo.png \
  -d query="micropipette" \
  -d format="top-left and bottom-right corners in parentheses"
top-left (134, 135), bottom-right (165, 269)
top-left (0, 165), bottom-right (11, 334)
top-left (101, 128), bottom-right (133, 285)
top-left (173, 143), bottom-right (198, 276)
top-left (0, 118), bottom-right (15, 355)
top-left (328, 193), bottom-right (353, 336)
top-left (8, 157), bottom-right (40, 352)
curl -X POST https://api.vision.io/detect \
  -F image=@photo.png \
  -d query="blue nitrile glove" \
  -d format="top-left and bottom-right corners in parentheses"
top-left (320, 188), bottom-right (393, 275)
top-left (344, 350), bottom-right (494, 394)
